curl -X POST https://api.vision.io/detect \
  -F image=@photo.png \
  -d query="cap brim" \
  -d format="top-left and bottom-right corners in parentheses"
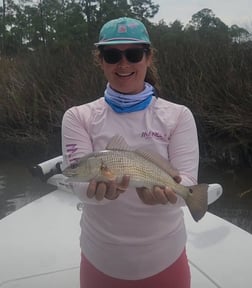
top-left (94, 40), bottom-right (151, 46)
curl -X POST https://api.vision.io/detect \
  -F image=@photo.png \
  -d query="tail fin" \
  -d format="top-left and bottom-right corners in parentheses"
top-left (185, 184), bottom-right (208, 222)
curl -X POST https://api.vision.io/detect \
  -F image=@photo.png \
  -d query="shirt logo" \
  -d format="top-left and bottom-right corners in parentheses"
top-left (66, 144), bottom-right (78, 163)
top-left (141, 131), bottom-right (167, 141)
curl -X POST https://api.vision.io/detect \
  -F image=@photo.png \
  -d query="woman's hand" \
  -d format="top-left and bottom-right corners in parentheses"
top-left (136, 186), bottom-right (177, 205)
top-left (86, 175), bottom-right (130, 201)
top-left (136, 176), bottom-right (181, 205)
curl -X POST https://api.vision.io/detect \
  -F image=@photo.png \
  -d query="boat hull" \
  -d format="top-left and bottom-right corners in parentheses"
top-left (0, 187), bottom-right (251, 287)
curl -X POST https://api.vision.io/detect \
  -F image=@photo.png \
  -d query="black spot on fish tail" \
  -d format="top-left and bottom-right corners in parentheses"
top-left (185, 184), bottom-right (208, 222)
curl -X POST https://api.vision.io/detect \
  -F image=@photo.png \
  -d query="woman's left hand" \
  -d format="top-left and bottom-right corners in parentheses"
top-left (136, 186), bottom-right (178, 205)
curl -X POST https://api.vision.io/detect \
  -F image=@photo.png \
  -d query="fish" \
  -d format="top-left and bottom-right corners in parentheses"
top-left (63, 135), bottom-right (208, 222)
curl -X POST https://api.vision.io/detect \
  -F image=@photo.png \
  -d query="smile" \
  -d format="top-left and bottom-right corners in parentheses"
top-left (116, 72), bottom-right (134, 77)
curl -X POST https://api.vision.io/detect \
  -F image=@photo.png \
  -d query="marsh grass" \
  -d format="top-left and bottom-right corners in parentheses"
top-left (0, 39), bottom-right (251, 165)
top-left (0, 48), bottom-right (104, 153)
top-left (154, 36), bottom-right (252, 166)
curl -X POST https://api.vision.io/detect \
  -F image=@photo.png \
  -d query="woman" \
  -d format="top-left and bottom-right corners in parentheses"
top-left (62, 17), bottom-right (199, 287)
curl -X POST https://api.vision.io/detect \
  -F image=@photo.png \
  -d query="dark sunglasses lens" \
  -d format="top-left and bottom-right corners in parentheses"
top-left (125, 49), bottom-right (145, 63)
top-left (102, 48), bottom-right (147, 64)
top-left (103, 49), bottom-right (122, 64)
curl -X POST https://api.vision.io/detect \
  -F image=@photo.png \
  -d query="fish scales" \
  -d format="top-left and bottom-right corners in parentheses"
top-left (63, 135), bottom-right (209, 222)
top-left (95, 150), bottom-right (179, 191)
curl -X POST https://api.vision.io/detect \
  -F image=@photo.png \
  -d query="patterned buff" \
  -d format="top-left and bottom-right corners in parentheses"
top-left (104, 82), bottom-right (154, 113)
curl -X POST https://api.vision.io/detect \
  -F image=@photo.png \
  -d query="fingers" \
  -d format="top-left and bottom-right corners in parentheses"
top-left (95, 182), bottom-right (107, 201)
top-left (118, 175), bottom-right (130, 190)
top-left (105, 175), bottom-right (130, 199)
top-left (136, 187), bottom-right (156, 205)
top-left (86, 179), bottom-right (98, 199)
top-left (153, 186), bottom-right (170, 204)
top-left (137, 186), bottom-right (177, 205)
top-left (105, 180), bottom-right (118, 199)
top-left (87, 176), bottom-right (130, 201)
top-left (87, 177), bottom-right (177, 205)
top-left (137, 186), bottom-right (169, 205)
top-left (164, 186), bottom-right (177, 204)
top-left (87, 180), bottom-right (107, 201)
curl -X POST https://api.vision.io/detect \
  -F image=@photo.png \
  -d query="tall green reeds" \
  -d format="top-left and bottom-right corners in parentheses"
top-left (0, 32), bottom-right (251, 166)
top-left (150, 28), bottom-right (252, 166)
top-left (0, 48), bottom-right (103, 146)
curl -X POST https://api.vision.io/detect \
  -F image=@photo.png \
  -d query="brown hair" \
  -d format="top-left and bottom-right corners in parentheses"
top-left (145, 47), bottom-right (161, 97)
top-left (93, 46), bottom-right (161, 97)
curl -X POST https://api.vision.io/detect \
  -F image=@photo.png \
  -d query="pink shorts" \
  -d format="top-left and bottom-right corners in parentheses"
top-left (80, 249), bottom-right (191, 288)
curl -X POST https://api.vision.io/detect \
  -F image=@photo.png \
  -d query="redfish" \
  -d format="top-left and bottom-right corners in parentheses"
top-left (63, 135), bottom-right (208, 222)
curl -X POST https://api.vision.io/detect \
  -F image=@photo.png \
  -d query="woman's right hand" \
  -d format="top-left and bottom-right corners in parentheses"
top-left (86, 175), bottom-right (130, 201)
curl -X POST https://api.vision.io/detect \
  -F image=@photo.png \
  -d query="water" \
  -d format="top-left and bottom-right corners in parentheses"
top-left (199, 163), bottom-right (252, 233)
top-left (0, 159), bottom-right (252, 234)
top-left (0, 160), bottom-right (54, 219)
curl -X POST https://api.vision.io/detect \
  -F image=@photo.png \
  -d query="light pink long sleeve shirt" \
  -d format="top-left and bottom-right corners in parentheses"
top-left (62, 96), bottom-right (199, 280)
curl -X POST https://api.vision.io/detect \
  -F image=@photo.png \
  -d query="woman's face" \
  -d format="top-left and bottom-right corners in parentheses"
top-left (100, 44), bottom-right (152, 94)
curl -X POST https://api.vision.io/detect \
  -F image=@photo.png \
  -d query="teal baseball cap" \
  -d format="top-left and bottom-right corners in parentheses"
top-left (95, 17), bottom-right (151, 46)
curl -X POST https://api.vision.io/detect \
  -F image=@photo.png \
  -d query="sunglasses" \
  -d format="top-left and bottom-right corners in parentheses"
top-left (100, 47), bottom-right (149, 64)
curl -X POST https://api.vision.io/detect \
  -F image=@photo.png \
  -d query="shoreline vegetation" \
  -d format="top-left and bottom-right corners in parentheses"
top-left (0, 3), bottom-right (251, 168)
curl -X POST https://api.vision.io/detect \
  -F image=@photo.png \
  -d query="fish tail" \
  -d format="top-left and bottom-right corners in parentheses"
top-left (185, 184), bottom-right (208, 222)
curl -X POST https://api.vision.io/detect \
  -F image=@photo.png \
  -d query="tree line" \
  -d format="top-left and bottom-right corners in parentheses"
top-left (0, 1), bottom-right (251, 167)
top-left (0, 1), bottom-right (250, 55)
top-left (0, 0), bottom-right (161, 55)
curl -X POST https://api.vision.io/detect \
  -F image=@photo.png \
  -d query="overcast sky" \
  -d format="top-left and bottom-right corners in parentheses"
top-left (152, 0), bottom-right (252, 31)
top-left (0, 0), bottom-right (251, 31)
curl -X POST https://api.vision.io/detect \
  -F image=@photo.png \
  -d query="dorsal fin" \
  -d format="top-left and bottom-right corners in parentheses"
top-left (135, 148), bottom-right (179, 178)
top-left (106, 135), bottom-right (134, 151)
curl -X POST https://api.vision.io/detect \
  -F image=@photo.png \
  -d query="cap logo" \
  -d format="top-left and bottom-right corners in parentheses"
top-left (118, 24), bottom-right (127, 33)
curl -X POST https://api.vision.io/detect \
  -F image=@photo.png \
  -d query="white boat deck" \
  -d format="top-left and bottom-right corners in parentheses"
top-left (0, 185), bottom-right (251, 287)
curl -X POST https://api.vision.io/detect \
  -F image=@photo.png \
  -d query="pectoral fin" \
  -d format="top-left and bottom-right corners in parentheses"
top-left (100, 164), bottom-right (116, 181)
